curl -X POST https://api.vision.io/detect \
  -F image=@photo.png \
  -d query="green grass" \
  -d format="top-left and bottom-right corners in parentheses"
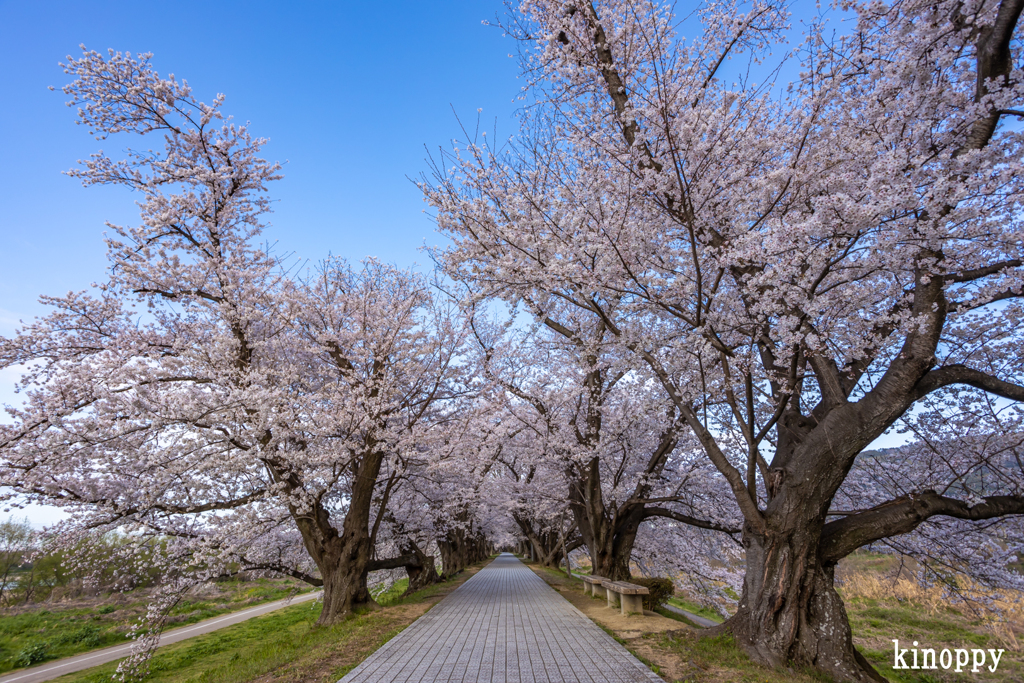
top-left (46, 563), bottom-right (488, 683)
top-left (656, 631), bottom-right (837, 683)
top-left (532, 564), bottom-right (585, 588)
top-left (54, 600), bottom-right (399, 683)
top-left (53, 600), bottom-right (333, 683)
top-left (850, 604), bottom-right (1020, 682)
top-left (370, 578), bottom-right (409, 605)
top-left (0, 578), bottom-right (312, 674)
top-left (653, 605), bottom-right (704, 629)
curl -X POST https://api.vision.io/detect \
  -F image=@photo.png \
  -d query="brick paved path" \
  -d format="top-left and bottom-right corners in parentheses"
top-left (339, 553), bottom-right (663, 683)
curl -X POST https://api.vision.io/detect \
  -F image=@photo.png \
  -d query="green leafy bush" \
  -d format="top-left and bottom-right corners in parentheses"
top-left (15, 643), bottom-right (49, 667)
top-left (631, 577), bottom-right (674, 610)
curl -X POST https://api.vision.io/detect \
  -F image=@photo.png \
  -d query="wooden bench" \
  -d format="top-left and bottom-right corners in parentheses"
top-left (581, 574), bottom-right (607, 597)
top-left (602, 580), bottom-right (649, 616)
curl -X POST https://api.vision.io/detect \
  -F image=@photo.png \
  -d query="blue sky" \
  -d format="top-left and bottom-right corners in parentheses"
top-left (0, 0), bottom-right (519, 325)
top-left (0, 0), bottom-right (519, 524)
top-left (0, 1), bottom-right (911, 526)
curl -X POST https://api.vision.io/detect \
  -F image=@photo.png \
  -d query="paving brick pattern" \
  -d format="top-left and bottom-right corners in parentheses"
top-left (339, 553), bottom-right (663, 683)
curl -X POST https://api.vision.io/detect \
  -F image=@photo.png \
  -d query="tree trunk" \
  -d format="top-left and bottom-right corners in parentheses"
top-left (310, 500), bottom-right (381, 626)
top-left (439, 528), bottom-right (490, 574)
top-left (468, 535), bottom-right (486, 564)
top-left (532, 532), bottom-right (565, 569)
top-left (568, 457), bottom-right (650, 581)
top-left (571, 496), bottom-right (643, 580)
top-left (438, 529), bottom-right (467, 577)
top-left (587, 534), bottom-right (632, 580)
top-left (514, 515), bottom-right (566, 569)
top-left (317, 539), bottom-right (374, 626)
top-left (285, 449), bottom-right (385, 626)
top-left (528, 530), bottom-right (564, 568)
top-left (382, 516), bottom-right (441, 595)
top-left (718, 519), bottom-right (885, 683)
top-left (400, 538), bottom-right (440, 594)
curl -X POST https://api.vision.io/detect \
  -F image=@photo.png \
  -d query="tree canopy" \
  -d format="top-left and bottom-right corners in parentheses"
top-left (4, 2), bottom-right (1024, 680)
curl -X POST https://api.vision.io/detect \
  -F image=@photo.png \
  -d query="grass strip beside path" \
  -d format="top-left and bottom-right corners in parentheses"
top-left (0, 579), bottom-right (315, 674)
top-left (528, 557), bottom-right (1024, 683)
top-left (50, 562), bottom-right (489, 683)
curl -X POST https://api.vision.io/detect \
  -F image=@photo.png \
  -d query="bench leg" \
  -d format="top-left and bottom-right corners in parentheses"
top-left (621, 593), bottom-right (644, 616)
top-left (607, 590), bottom-right (620, 609)
top-left (584, 583), bottom-right (592, 596)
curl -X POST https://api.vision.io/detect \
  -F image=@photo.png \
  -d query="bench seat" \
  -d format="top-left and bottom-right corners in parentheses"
top-left (603, 580), bottom-right (649, 615)
top-left (580, 574), bottom-right (607, 597)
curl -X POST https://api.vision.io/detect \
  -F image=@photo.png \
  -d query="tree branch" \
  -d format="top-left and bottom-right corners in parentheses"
top-left (956, 0), bottom-right (1024, 154)
top-left (643, 506), bottom-right (741, 535)
top-left (912, 364), bottom-right (1024, 402)
top-left (820, 491), bottom-right (1024, 563)
top-left (368, 553), bottom-right (423, 572)
top-left (240, 564), bottom-right (324, 587)
top-left (945, 259), bottom-right (1022, 282)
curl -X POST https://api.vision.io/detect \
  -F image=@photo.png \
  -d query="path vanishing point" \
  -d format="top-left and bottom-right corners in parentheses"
top-left (339, 553), bottom-right (663, 683)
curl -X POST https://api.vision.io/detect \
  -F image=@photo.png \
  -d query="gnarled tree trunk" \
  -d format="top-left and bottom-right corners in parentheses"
top-left (284, 448), bottom-right (386, 626)
top-left (438, 528), bottom-right (468, 577)
top-left (719, 516), bottom-right (884, 683)
top-left (400, 537), bottom-right (440, 594)
top-left (317, 538), bottom-right (374, 626)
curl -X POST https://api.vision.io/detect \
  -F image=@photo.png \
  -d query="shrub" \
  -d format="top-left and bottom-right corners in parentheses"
top-left (15, 643), bottom-right (49, 667)
top-left (631, 577), bottom-right (674, 610)
top-left (51, 625), bottom-right (102, 647)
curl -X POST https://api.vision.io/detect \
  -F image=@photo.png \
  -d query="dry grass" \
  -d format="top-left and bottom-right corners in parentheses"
top-left (528, 562), bottom-right (828, 683)
top-left (537, 553), bottom-right (1024, 682)
top-left (838, 553), bottom-right (1024, 651)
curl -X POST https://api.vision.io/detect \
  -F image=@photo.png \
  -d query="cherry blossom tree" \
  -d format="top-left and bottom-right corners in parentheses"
top-left (424, 0), bottom-right (1024, 680)
top-left (416, 402), bottom-right (510, 576)
top-left (0, 49), bottom-right (468, 638)
top-left (468, 309), bottom-right (740, 579)
top-left (481, 422), bottom-right (583, 568)
top-left (833, 395), bottom-right (1024, 604)
top-left (630, 516), bottom-right (743, 616)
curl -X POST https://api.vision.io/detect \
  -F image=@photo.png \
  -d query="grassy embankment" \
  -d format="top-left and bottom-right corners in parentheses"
top-left (43, 561), bottom-right (488, 683)
top-left (531, 553), bottom-right (1023, 683)
top-left (841, 552), bottom-right (1023, 683)
top-left (15, 553), bottom-right (1021, 682)
top-left (0, 578), bottom-right (314, 674)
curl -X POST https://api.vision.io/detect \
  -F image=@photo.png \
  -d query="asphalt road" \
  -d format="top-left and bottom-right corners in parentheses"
top-left (0, 590), bottom-right (322, 683)
top-left (659, 601), bottom-right (719, 627)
